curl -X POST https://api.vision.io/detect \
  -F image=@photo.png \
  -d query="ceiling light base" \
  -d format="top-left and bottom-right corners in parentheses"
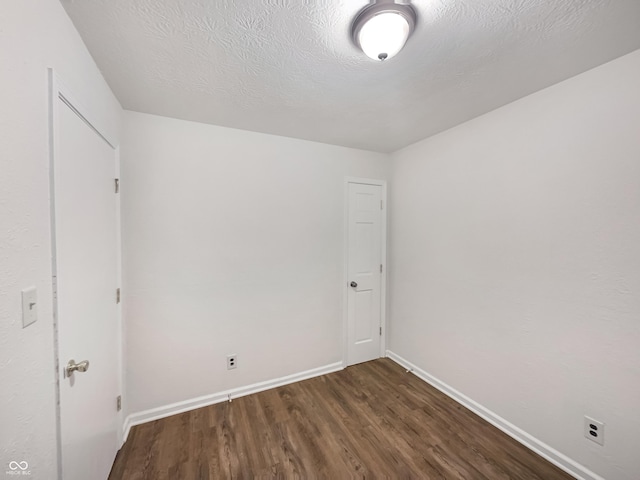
top-left (351, 1), bottom-right (417, 61)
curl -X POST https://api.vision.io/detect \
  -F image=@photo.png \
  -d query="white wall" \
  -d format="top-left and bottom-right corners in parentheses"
top-left (389, 49), bottom-right (640, 480)
top-left (0, 1), bottom-right (122, 478)
top-left (121, 111), bottom-right (388, 416)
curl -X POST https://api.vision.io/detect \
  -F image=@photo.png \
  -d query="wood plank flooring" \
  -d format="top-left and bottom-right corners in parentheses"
top-left (109, 359), bottom-right (573, 479)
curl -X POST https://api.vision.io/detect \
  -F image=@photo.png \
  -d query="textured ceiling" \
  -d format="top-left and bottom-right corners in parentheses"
top-left (61, 0), bottom-right (640, 152)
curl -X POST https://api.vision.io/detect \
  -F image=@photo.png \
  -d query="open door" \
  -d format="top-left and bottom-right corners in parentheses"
top-left (50, 74), bottom-right (120, 480)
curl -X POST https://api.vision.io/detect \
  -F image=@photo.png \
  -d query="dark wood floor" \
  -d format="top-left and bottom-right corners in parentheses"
top-left (109, 359), bottom-right (572, 479)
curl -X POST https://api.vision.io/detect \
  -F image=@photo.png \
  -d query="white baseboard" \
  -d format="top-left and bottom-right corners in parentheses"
top-left (385, 350), bottom-right (604, 480)
top-left (122, 361), bottom-right (343, 443)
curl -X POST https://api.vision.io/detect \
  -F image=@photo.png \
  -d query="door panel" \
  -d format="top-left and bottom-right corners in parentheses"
top-left (54, 99), bottom-right (119, 480)
top-left (347, 182), bottom-right (383, 366)
top-left (355, 291), bottom-right (374, 342)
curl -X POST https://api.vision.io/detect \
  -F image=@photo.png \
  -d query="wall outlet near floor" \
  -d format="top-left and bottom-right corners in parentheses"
top-left (584, 416), bottom-right (604, 445)
top-left (227, 355), bottom-right (237, 370)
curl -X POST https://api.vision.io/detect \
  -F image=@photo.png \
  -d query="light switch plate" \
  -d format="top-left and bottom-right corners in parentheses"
top-left (21, 287), bottom-right (37, 328)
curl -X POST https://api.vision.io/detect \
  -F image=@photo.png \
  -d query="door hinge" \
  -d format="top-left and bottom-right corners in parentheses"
top-left (380, 264), bottom-right (383, 273)
top-left (115, 178), bottom-right (120, 193)
top-left (380, 200), bottom-right (383, 210)
top-left (379, 326), bottom-right (382, 336)
top-left (116, 288), bottom-right (121, 304)
top-left (116, 395), bottom-right (122, 412)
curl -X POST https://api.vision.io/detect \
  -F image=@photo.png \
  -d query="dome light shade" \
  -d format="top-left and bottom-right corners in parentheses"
top-left (352, 2), bottom-right (417, 62)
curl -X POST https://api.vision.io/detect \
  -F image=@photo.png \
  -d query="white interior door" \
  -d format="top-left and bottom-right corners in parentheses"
top-left (346, 182), bottom-right (383, 366)
top-left (53, 96), bottom-right (119, 480)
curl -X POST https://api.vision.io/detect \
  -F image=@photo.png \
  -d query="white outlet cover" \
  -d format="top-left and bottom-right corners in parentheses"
top-left (584, 415), bottom-right (604, 446)
top-left (227, 355), bottom-right (237, 370)
top-left (21, 287), bottom-right (38, 328)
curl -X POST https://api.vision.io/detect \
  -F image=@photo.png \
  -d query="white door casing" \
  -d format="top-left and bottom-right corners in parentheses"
top-left (345, 180), bottom-right (386, 366)
top-left (49, 73), bottom-right (120, 480)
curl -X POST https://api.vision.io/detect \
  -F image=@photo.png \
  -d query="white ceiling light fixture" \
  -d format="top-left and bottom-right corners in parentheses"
top-left (352, 1), bottom-right (417, 62)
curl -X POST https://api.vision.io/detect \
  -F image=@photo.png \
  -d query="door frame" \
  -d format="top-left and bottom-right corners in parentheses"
top-left (47, 69), bottom-right (123, 480)
top-left (342, 177), bottom-right (387, 368)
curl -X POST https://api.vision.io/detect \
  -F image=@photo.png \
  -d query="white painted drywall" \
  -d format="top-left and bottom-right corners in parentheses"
top-left (121, 111), bottom-right (388, 415)
top-left (0, 1), bottom-right (122, 477)
top-left (389, 49), bottom-right (640, 480)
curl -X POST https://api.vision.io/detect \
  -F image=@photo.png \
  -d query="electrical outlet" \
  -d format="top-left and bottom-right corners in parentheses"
top-left (584, 416), bottom-right (604, 446)
top-left (227, 355), bottom-right (237, 370)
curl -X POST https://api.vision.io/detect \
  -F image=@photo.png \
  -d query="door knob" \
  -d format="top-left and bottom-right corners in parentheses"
top-left (350, 281), bottom-right (358, 288)
top-left (66, 359), bottom-right (90, 377)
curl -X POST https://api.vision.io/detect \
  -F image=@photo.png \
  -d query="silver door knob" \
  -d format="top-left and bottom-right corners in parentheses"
top-left (66, 359), bottom-right (90, 377)
top-left (350, 281), bottom-right (358, 288)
